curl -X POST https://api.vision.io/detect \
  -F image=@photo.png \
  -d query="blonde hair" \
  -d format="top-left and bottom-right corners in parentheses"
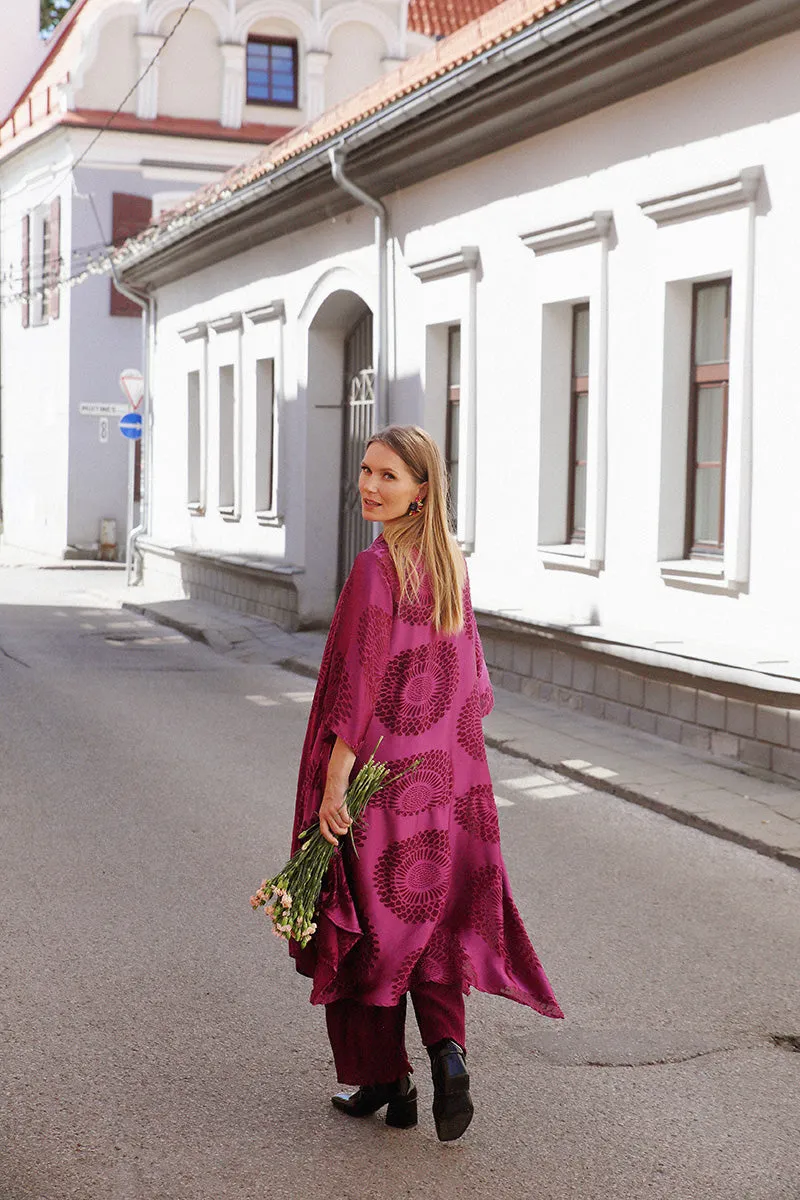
top-left (366, 425), bottom-right (465, 635)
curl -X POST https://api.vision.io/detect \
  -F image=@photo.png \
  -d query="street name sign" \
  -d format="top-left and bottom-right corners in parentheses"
top-left (119, 411), bottom-right (143, 440)
top-left (80, 402), bottom-right (128, 417)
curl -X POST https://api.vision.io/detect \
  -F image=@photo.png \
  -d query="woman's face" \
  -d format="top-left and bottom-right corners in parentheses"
top-left (359, 441), bottom-right (427, 525)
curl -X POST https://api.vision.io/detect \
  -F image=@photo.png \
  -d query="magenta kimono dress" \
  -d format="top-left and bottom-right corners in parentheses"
top-left (290, 535), bottom-right (563, 1021)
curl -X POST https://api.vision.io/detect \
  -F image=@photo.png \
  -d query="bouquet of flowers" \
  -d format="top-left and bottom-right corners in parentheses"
top-left (250, 742), bottom-right (417, 948)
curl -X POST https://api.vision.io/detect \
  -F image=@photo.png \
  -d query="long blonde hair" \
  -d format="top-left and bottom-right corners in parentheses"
top-left (366, 425), bottom-right (465, 635)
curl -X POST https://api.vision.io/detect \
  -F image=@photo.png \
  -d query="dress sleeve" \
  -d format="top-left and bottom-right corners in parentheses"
top-left (464, 567), bottom-right (494, 717)
top-left (319, 549), bottom-right (395, 757)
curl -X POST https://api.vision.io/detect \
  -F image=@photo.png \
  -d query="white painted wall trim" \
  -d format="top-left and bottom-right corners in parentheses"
top-left (409, 246), bottom-right (480, 284)
top-left (520, 210), bottom-right (614, 255)
top-left (639, 167), bottom-right (763, 226)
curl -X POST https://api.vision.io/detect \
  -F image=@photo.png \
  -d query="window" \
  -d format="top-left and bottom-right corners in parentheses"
top-left (218, 364), bottom-right (236, 512)
top-left (23, 197), bottom-right (61, 327)
top-left (40, 214), bottom-right (52, 321)
top-left (255, 358), bottom-right (276, 514)
top-left (187, 370), bottom-right (202, 509)
top-left (445, 325), bottom-right (460, 524)
top-left (686, 280), bottom-right (730, 557)
top-left (246, 37), bottom-right (298, 107)
top-left (567, 304), bottom-right (589, 543)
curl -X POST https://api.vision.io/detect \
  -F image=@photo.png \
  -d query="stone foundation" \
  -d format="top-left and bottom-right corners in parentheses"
top-left (476, 613), bottom-right (800, 784)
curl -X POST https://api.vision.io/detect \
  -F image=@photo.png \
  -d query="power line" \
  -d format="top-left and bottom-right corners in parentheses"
top-left (0, 0), bottom-right (198, 270)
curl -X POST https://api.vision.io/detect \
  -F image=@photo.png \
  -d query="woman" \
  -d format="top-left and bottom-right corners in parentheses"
top-left (290, 425), bottom-right (562, 1141)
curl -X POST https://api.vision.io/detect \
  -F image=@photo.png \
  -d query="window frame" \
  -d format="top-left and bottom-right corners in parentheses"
top-left (245, 35), bottom-right (299, 109)
top-left (566, 303), bottom-right (589, 545)
top-left (685, 279), bottom-right (731, 559)
top-left (445, 324), bottom-right (461, 526)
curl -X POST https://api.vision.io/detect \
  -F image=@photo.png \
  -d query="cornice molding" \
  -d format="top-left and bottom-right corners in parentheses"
top-left (207, 312), bottom-right (243, 334)
top-left (639, 167), bottom-right (764, 225)
top-left (520, 210), bottom-right (613, 254)
top-left (408, 246), bottom-right (480, 283)
top-left (178, 321), bottom-right (208, 342)
top-left (245, 300), bottom-right (286, 324)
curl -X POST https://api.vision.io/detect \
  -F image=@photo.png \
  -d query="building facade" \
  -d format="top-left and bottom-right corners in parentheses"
top-left (118, 0), bottom-right (800, 780)
top-left (0, 0), bottom-right (452, 556)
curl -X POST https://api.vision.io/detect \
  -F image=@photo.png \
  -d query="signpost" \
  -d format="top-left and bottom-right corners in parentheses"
top-left (119, 368), bottom-right (144, 583)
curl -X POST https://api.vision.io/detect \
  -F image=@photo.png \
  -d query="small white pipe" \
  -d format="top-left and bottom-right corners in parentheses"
top-left (328, 147), bottom-right (389, 428)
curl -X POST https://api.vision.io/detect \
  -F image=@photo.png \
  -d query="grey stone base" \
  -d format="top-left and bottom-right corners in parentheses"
top-left (173, 547), bottom-right (301, 631)
top-left (477, 613), bottom-right (800, 784)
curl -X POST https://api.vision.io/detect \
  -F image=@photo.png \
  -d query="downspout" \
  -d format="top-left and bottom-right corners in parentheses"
top-left (108, 260), bottom-right (152, 585)
top-left (328, 147), bottom-right (389, 428)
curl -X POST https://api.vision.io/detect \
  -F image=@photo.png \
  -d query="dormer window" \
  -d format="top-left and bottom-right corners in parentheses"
top-left (246, 36), bottom-right (298, 107)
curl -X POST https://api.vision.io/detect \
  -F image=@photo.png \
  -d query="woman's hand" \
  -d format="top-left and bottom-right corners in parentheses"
top-left (319, 737), bottom-right (357, 846)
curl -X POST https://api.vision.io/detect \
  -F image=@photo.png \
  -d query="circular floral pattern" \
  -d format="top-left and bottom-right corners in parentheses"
top-left (456, 685), bottom-right (486, 760)
top-left (398, 581), bottom-right (435, 626)
top-left (357, 604), bottom-right (392, 699)
top-left (467, 864), bottom-right (505, 951)
top-left (323, 651), bottom-right (352, 729)
top-left (373, 750), bottom-right (454, 815)
top-left (375, 642), bottom-right (458, 737)
top-left (414, 925), bottom-right (465, 986)
top-left (374, 829), bottom-right (452, 923)
top-left (454, 784), bottom-right (501, 843)
top-left (502, 900), bottom-right (545, 984)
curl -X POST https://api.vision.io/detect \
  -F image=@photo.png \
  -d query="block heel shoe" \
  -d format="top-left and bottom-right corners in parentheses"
top-left (331, 1075), bottom-right (418, 1128)
top-left (429, 1039), bottom-right (474, 1142)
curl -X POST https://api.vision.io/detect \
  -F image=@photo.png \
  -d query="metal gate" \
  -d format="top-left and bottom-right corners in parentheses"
top-left (337, 310), bottom-right (375, 590)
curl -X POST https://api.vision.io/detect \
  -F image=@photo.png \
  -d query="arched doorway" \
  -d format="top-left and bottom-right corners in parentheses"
top-left (338, 309), bottom-right (375, 589)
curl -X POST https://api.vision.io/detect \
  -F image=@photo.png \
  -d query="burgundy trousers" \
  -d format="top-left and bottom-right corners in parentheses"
top-left (325, 981), bottom-right (466, 1085)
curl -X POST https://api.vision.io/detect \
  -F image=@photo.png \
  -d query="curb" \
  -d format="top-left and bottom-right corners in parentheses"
top-left (127, 598), bottom-right (800, 874)
top-left (484, 735), bottom-right (800, 873)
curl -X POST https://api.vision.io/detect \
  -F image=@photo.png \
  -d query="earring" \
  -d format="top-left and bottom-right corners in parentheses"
top-left (407, 497), bottom-right (425, 515)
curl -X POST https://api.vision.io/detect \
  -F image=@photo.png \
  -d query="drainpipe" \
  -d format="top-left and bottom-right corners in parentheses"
top-left (328, 147), bottom-right (389, 429)
top-left (108, 259), bottom-right (152, 585)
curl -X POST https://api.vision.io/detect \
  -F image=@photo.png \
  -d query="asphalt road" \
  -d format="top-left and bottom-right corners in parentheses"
top-left (1, 569), bottom-right (798, 1200)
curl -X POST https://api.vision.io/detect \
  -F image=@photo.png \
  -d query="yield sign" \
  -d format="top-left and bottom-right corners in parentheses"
top-left (119, 367), bottom-right (144, 410)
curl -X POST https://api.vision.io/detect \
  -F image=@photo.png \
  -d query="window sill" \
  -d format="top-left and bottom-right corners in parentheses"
top-left (539, 544), bottom-right (602, 574)
top-left (218, 506), bottom-right (241, 523)
top-left (187, 502), bottom-right (205, 517)
top-left (256, 510), bottom-right (284, 527)
top-left (659, 558), bottom-right (741, 592)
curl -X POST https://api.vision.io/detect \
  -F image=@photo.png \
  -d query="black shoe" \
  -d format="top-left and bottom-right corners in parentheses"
top-left (429, 1039), bottom-right (473, 1142)
top-left (331, 1074), bottom-right (418, 1128)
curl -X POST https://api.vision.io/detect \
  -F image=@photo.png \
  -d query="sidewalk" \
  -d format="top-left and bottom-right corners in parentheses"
top-left (122, 594), bottom-right (800, 873)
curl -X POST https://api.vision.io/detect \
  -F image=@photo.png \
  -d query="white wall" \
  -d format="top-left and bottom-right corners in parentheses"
top-left (325, 22), bottom-right (386, 109)
top-left (74, 14), bottom-right (140, 114)
top-left (157, 8), bottom-right (224, 122)
top-left (0, 0), bottom-right (44, 120)
top-left (143, 28), bottom-right (800, 660)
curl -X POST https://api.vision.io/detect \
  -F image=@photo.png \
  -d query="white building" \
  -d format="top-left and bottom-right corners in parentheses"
top-left (0, 0), bottom-right (460, 557)
top-left (117, 0), bottom-right (800, 782)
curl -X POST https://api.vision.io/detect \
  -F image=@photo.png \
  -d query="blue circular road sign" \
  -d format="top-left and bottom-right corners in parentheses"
top-left (119, 411), bottom-right (143, 440)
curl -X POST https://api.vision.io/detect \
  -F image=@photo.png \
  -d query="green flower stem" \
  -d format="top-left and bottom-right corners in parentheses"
top-left (250, 742), bottom-right (420, 946)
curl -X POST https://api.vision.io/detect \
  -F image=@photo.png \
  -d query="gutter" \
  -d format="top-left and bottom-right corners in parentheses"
top-left (328, 147), bottom-right (389, 428)
top-left (118, 0), bottom-right (650, 277)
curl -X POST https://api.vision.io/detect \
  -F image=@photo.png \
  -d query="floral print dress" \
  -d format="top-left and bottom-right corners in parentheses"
top-left (289, 535), bottom-right (563, 1021)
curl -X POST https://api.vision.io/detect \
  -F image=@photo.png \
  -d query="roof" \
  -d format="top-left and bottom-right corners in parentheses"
top-left (118, 0), bottom-right (574, 256)
top-left (407, 0), bottom-right (505, 37)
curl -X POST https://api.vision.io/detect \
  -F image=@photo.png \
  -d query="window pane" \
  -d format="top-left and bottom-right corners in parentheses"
top-left (695, 386), bottom-right (724, 463)
top-left (694, 282), bottom-right (729, 365)
top-left (571, 464), bottom-right (587, 537)
top-left (573, 305), bottom-right (589, 377)
top-left (272, 45), bottom-right (293, 61)
top-left (447, 398), bottom-right (459, 468)
top-left (692, 466), bottom-right (722, 546)
top-left (447, 326), bottom-right (461, 387)
top-left (573, 391), bottom-right (588, 462)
